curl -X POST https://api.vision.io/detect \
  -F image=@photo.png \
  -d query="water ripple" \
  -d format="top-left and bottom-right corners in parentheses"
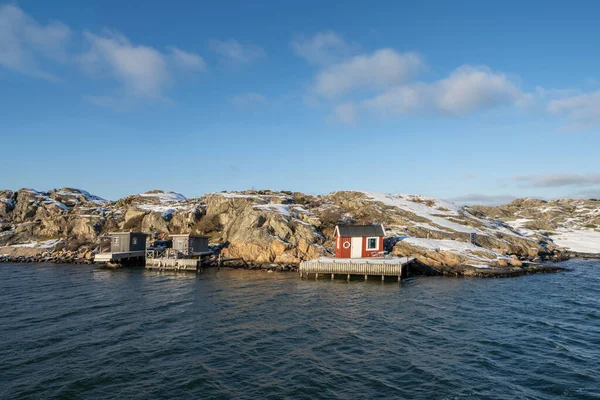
top-left (0, 260), bottom-right (599, 399)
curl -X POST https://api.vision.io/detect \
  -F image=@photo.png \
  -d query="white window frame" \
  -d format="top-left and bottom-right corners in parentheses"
top-left (366, 237), bottom-right (379, 251)
top-left (337, 237), bottom-right (340, 249)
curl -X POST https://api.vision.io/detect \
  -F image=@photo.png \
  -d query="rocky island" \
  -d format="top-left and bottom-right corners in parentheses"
top-left (1, 187), bottom-right (598, 276)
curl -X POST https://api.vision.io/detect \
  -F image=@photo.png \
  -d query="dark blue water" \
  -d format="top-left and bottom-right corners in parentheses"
top-left (0, 260), bottom-right (599, 399)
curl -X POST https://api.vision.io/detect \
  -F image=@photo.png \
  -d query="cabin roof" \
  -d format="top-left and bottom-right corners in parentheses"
top-left (335, 224), bottom-right (385, 238)
top-left (170, 234), bottom-right (209, 239)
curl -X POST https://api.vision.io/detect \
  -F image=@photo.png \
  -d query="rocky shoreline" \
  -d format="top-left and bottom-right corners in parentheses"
top-left (0, 246), bottom-right (573, 278)
top-left (1, 188), bottom-right (598, 277)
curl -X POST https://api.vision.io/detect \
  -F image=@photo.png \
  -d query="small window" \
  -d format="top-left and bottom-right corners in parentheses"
top-left (132, 237), bottom-right (138, 245)
top-left (366, 237), bottom-right (378, 250)
top-left (113, 237), bottom-right (120, 245)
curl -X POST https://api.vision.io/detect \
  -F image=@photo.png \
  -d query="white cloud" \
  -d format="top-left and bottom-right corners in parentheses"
top-left (209, 39), bottom-right (265, 65)
top-left (329, 103), bottom-right (357, 125)
top-left (547, 90), bottom-right (600, 129)
top-left (364, 65), bottom-right (524, 116)
top-left (79, 31), bottom-right (170, 98)
top-left (513, 173), bottom-right (600, 188)
top-left (0, 4), bottom-right (70, 80)
top-left (79, 30), bottom-right (205, 100)
top-left (314, 49), bottom-right (423, 98)
top-left (231, 92), bottom-right (267, 109)
top-left (169, 47), bottom-right (206, 71)
top-left (291, 31), bottom-right (356, 66)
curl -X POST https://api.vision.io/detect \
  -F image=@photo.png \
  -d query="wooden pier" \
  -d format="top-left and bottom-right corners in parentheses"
top-left (145, 248), bottom-right (212, 271)
top-left (93, 251), bottom-right (145, 266)
top-left (145, 257), bottom-right (202, 271)
top-left (299, 257), bottom-right (416, 281)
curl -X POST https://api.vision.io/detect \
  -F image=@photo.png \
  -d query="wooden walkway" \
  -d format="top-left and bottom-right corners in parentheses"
top-left (299, 257), bottom-right (416, 281)
top-left (94, 251), bottom-right (145, 266)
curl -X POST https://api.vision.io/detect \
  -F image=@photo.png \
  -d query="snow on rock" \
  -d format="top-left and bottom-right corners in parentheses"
top-left (139, 191), bottom-right (187, 202)
top-left (551, 229), bottom-right (600, 254)
top-left (44, 199), bottom-right (68, 211)
top-left (1, 198), bottom-right (15, 208)
top-left (55, 188), bottom-right (107, 205)
top-left (363, 192), bottom-right (488, 234)
top-left (402, 237), bottom-right (498, 256)
top-left (478, 197), bottom-right (600, 253)
top-left (10, 239), bottom-right (62, 248)
top-left (133, 191), bottom-right (191, 220)
top-left (254, 204), bottom-right (291, 217)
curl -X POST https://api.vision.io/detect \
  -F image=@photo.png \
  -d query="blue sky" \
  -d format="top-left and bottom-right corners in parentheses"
top-left (2, 1), bottom-right (600, 203)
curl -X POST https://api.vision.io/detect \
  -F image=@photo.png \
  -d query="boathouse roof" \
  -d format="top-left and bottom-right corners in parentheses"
top-left (170, 234), bottom-right (209, 238)
top-left (335, 224), bottom-right (385, 238)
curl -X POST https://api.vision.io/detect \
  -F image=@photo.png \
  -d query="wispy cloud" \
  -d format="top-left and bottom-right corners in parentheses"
top-left (79, 30), bottom-right (171, 98)
top-left (290, 31), bottom-right (356, 66)
top-left (209, 39), bottom-right (265, 65)
top-left (447, 193), bottom-right (517, 206)
top-left (0, 4), bottom-right (207, 108)
top-left (513, 173), bottom-right (600, 188)
top-left (328, 103), bottom-right (357, 125)
top-left (77, 30), bottom-right (206, 107)
top-left (547, 90), bottom-right (600, 130)
top-left (169, 47), bottom-right (206, 71)
top-left (293, 33), bottom-right (531, 124)
top-left (0, 4), bottom-right (70, 80)
top-left (314, 49), bottom-right (423, 98)
top-left (364, 65), bottom-right (525, 117)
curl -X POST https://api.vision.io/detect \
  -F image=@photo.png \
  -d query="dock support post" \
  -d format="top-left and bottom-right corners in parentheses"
top-left (347, 274), bottom-right (350, 281)
top-left (382, 275), bottom-right (385, 281)
top-left (315, 273), bottom-right (318, 279)
top-left (364, 275), bottom-right (368, 281)
top-left (398, 276), bottom-right (401, 283)
top-left (331, 273), bottom-right (334, 280)
top-left (300, 272), bottom-right (303, 279)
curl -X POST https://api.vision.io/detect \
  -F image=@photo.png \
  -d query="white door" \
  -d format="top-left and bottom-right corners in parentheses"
top-left (351, 237), bottom-right (362, 258)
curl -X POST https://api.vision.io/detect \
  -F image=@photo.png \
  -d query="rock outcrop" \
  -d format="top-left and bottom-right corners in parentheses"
top-left (1, 187), bottom-right (593, 274)
top-left (473, 198), bottom-right (600, 255)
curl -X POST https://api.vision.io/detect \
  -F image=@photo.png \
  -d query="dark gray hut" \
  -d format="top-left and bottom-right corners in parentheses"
top-left (109, 232), bottom-right (147, 253)
top-left (170, 234), bottom-right (210, 256)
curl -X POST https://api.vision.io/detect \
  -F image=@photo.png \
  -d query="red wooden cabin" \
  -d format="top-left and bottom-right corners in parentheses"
top-left (334, 224), bottom-right (385, 258)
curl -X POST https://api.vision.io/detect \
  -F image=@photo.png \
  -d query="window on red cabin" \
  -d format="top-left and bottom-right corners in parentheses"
top-left (366, 237), bottom-right (378, 250)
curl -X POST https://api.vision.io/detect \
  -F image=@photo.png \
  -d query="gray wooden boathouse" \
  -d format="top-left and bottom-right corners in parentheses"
top-left (94, 232), bottom-right (148, 266)
top-left (170, 234), bottom-right (211, 256)
top-left (110, 232), bottom-right (147, 253)
top-left (145, 233), bottom-right (213, 271)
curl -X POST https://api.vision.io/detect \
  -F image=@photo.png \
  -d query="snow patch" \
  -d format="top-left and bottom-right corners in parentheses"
top-left (10, 239), bottom-right (62, 248)
top-left (139, 191), bottom-right (186, 202)
top-left (254, 204), bottom-right (291, 217)
top-left (552, 229), bottom-right (600, 254)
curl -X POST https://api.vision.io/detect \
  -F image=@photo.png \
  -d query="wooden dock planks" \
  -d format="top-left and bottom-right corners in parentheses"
top-left (299, 257), bottom-right (415, 280)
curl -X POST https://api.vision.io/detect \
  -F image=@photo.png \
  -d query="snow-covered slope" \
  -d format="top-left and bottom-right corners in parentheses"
top-left (474, 198), bottom-right (600, 254)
